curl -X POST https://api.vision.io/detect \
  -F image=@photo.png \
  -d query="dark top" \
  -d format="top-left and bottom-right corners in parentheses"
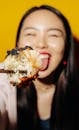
top-left (39, 118), bottom-right (50, 130)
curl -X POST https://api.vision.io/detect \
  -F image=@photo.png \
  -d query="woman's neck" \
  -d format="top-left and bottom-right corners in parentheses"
top-left (33, 79), bottom-right (56, 120)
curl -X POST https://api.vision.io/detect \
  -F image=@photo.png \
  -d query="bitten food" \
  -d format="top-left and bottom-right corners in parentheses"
top-left (0, 46), bottom-right (42, 86)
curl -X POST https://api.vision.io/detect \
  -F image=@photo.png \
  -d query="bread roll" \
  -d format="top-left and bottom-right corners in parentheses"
top-left (1, 46), bottom-right (42, 86)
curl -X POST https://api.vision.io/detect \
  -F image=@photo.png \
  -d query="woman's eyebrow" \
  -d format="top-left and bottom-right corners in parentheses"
top-left (47, 28), bottom-right (64, 35)
top-left (23, 27), bottom-right (38, 31)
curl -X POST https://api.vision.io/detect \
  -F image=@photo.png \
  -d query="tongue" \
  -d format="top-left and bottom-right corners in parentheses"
top-left (40, 58), bottom-right (49, 71)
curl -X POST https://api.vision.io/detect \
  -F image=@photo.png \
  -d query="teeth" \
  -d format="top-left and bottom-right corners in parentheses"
top-left (40, 54), bottom-right (49, 59)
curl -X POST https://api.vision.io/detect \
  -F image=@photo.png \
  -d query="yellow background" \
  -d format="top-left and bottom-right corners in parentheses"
top-left (0, 0), bottom-right (79, 61)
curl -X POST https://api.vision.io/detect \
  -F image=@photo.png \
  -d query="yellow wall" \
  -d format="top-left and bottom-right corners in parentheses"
top-left (0, 0), bottom-right (79, 61)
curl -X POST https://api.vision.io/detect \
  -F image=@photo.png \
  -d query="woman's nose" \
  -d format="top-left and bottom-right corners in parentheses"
top-left (36, 36), bottom-right (48, 48)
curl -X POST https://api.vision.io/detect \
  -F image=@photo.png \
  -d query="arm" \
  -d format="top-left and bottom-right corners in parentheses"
top-left (0, 63), bottom-right (17, 130)
top-left (0, 63), bottom-right (9, 130)
top-left (0, 95), bottom-right (8, 130)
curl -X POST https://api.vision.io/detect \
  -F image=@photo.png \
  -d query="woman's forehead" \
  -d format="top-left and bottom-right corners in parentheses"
top-left (21, 9), bottom-right (66, 37)
top-left (23, 9), bottom-right (63, 25)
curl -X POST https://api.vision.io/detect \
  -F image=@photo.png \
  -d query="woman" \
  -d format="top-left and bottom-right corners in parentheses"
top-left (0, 5), bottom-right (79, 130)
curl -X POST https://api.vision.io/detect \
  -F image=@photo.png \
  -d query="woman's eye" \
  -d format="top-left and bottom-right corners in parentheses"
top-left (25, 33), bottom-right (36, 36)
top-left (49, 34), bottom-right (59, 37)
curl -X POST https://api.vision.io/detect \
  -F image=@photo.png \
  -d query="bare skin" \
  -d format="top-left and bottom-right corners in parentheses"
top-left (34, 79), bottom-right (55, 119)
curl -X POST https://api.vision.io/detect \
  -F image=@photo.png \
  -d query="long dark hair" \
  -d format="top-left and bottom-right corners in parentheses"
top-left (16, 5), bottom-right (79, 130)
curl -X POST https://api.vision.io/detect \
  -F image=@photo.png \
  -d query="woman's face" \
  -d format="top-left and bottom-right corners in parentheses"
top-left (18, 9), bottom-right (66, 78)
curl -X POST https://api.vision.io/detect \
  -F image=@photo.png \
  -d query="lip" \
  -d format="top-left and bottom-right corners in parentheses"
top-left (39, 51), bottom-right (51, 61)
top-left (39, 51), bottom-right (51, 57)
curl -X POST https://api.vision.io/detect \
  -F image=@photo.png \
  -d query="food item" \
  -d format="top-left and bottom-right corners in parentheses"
top-left (0, 46), bottom-right (42, 87)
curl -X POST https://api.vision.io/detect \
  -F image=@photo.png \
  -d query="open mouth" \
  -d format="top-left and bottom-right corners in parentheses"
top-left (40, 53), bottom-right (51, 71)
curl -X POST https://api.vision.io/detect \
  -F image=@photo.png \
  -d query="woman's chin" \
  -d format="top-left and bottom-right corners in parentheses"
top-left (38, 69), bottom-right (51, 79)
